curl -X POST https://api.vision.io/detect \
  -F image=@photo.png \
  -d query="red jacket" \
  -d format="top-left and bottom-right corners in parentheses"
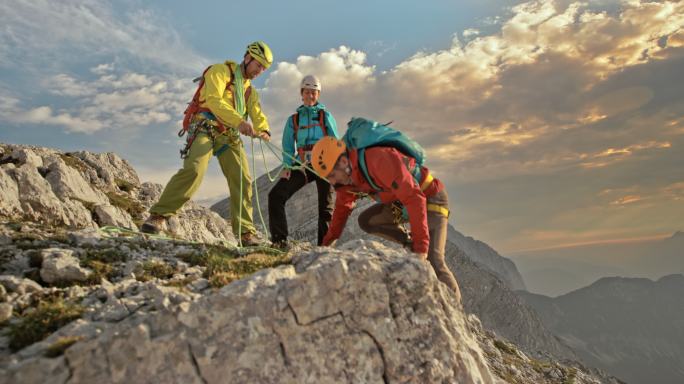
top-left (322, 147), bottom-right (444, 253)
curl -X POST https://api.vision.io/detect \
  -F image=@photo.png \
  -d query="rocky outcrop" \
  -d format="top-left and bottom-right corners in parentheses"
top-left (0, 143), bottom-right (235, 245)
top-left (1, 240), bottom-right (497, 384)
top-left (212, 169), bottom-right (572, 361)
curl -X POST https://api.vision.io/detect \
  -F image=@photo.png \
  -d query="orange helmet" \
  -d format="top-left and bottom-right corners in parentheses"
top-left (311, 136), bottom-right (346, 177)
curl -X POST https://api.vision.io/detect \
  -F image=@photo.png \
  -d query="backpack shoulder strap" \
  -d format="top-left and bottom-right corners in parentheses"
top-left (318, 110), bottom-right (328, 136)
top-left (292, 112), bottom-right (299, 139)
top-left (358, 149), bottom-right (382, 191)
top-left (181, 65), bottom-right (213, 133)
top-left (226, 63), bottom-right (234, 85)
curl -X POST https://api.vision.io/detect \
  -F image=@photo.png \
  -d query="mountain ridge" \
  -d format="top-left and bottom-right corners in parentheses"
top-left (518, 274), bottom-right (684, 384)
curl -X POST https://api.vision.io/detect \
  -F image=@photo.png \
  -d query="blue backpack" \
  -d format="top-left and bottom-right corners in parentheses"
top-left (342, 117), bottom-right (426, 191)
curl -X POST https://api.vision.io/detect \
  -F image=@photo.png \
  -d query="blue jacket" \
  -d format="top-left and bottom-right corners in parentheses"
top-left (282, 102), bottom-right (339, 168)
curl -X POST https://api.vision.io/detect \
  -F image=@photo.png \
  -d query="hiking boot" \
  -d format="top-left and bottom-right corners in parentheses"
top-left (240, 232), bottom-right (263, 247)
top-left (140, 214), bottom-right (166, 234)
top-left (271, 240), bottom-right (290, 251)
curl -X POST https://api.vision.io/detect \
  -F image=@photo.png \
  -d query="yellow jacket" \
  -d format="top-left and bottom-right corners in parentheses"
top-left (199, 60), bottom-right (270, 134)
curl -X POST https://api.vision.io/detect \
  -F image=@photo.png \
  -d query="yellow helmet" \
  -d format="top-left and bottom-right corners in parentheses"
top-left (246, 41), bottom-right (273, 69)
top-left (311, 136), bottom-right (346, 177)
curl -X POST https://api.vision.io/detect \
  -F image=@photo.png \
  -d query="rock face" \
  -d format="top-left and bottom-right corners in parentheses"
top-left (518, 275), bottom-right (684, 384)
top-left (2, 241), bottom-right (496, 384)
top-left (213, 170), bottom-right (571, 360)
top-left (0, 143), bottom-right (235, 245)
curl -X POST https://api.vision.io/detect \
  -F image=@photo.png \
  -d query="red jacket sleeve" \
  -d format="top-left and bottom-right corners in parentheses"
top-left (365, 148), bottom-right (430, 253)
top-left (322, 187), bottom-right (358, 245)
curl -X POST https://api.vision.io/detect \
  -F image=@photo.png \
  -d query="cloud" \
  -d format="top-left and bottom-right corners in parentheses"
top-left (260, 46), bottom-right (377, 136)
top-left (0, 65), bottom-right (189, 134)
top-left (364, 40), bottom-right (399, 58)
top-left (256, 0), bottom-right (684, 251)
top-left (258, 1), bottom-right (683, 182)
top-left (0, 0), bottom-right (204, 73)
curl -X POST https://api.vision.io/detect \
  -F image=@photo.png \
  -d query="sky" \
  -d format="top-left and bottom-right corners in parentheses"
top-left (0, 0), bottom-right (682, 255)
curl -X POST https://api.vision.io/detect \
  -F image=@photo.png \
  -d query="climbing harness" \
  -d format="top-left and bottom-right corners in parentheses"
top-left (179, 63), bottom-right (252, 159)
top-left (291, 109), bottom-right (329, 166)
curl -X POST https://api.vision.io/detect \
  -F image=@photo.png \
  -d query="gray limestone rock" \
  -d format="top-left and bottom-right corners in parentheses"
top-left (93, 204), bottom-right (136, 229)
top-left (11, 164), bottom-right (72, 225)
top-left (73, 151), bottom-right (140, 190)
top-left (0, 275), bottom-right (42, 295)
top-left (0, 166), bottom-right (22, 218)
top-left (44, 158), bottom-right (108, 205)
top-left (39, 248), bottom-right (91, 284)
top-left (10, 147), bottom-right (44, 168)
top-left (0, 303), bottom-right (12, 323)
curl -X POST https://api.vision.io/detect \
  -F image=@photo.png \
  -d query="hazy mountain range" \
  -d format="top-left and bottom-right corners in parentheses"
top-left (518, 274), bottom-right (684, 384)
top-left (510, 232), bottom-right (684, 297)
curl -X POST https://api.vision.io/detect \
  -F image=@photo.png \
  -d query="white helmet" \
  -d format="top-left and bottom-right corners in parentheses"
top-left (300, 75), bottom-right (321, 92)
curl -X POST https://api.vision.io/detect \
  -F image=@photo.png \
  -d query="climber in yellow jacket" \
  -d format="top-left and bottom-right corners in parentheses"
top-left (141, 41), bottom-right (273, 246)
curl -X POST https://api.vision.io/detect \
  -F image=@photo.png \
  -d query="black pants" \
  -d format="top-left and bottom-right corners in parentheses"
top-left (268, 168), bottom-right (333, 246)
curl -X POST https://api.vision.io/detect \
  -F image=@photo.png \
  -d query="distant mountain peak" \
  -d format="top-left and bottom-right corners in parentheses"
top-left (657, 273), bottom-right (684, 285)
top-left (670, 230), bottom-right (684, 240)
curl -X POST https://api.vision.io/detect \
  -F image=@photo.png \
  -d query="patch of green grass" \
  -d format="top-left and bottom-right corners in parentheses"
top-left (164, 276), bottom-right (198, 289)
top-left (83, 260), bottom-right (115, 284)
top-left (209, 271), bottom-right (241, 287)
top-left (114, 178), bottom-right (136, 193)
top-left (44, 335), bottom-right (85, 357)
top-left (562, 367), bottom-right (577, 384)
top-left (137, 260), bottom-right (176, 282)
top-left (105, 191), bottom-right (146, 221)
top-left (175, 250), bottom-right (208, 267)
top-left (83, 247), bottom-right (128, 264)
top-left (205, 252), bottom-right (291, 288)
top-left (12, 230), bottom-right (73, 251)
top-left (75, 248), bottom-right (128, 286)
top-left (7, 298), bottom-right (84, 352)
top-left (50, 232), bottom-right (71, 245)
top-left (494, 339), bottom-right (517, 355)
top-left (174, 244), bottom-right (289, 288)
top-left (529, 358), bottom-right (552, 373)
top-left (59, 154), bottom-right (90, 173)
top-left (12, 232), bottom-right (47, 250)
